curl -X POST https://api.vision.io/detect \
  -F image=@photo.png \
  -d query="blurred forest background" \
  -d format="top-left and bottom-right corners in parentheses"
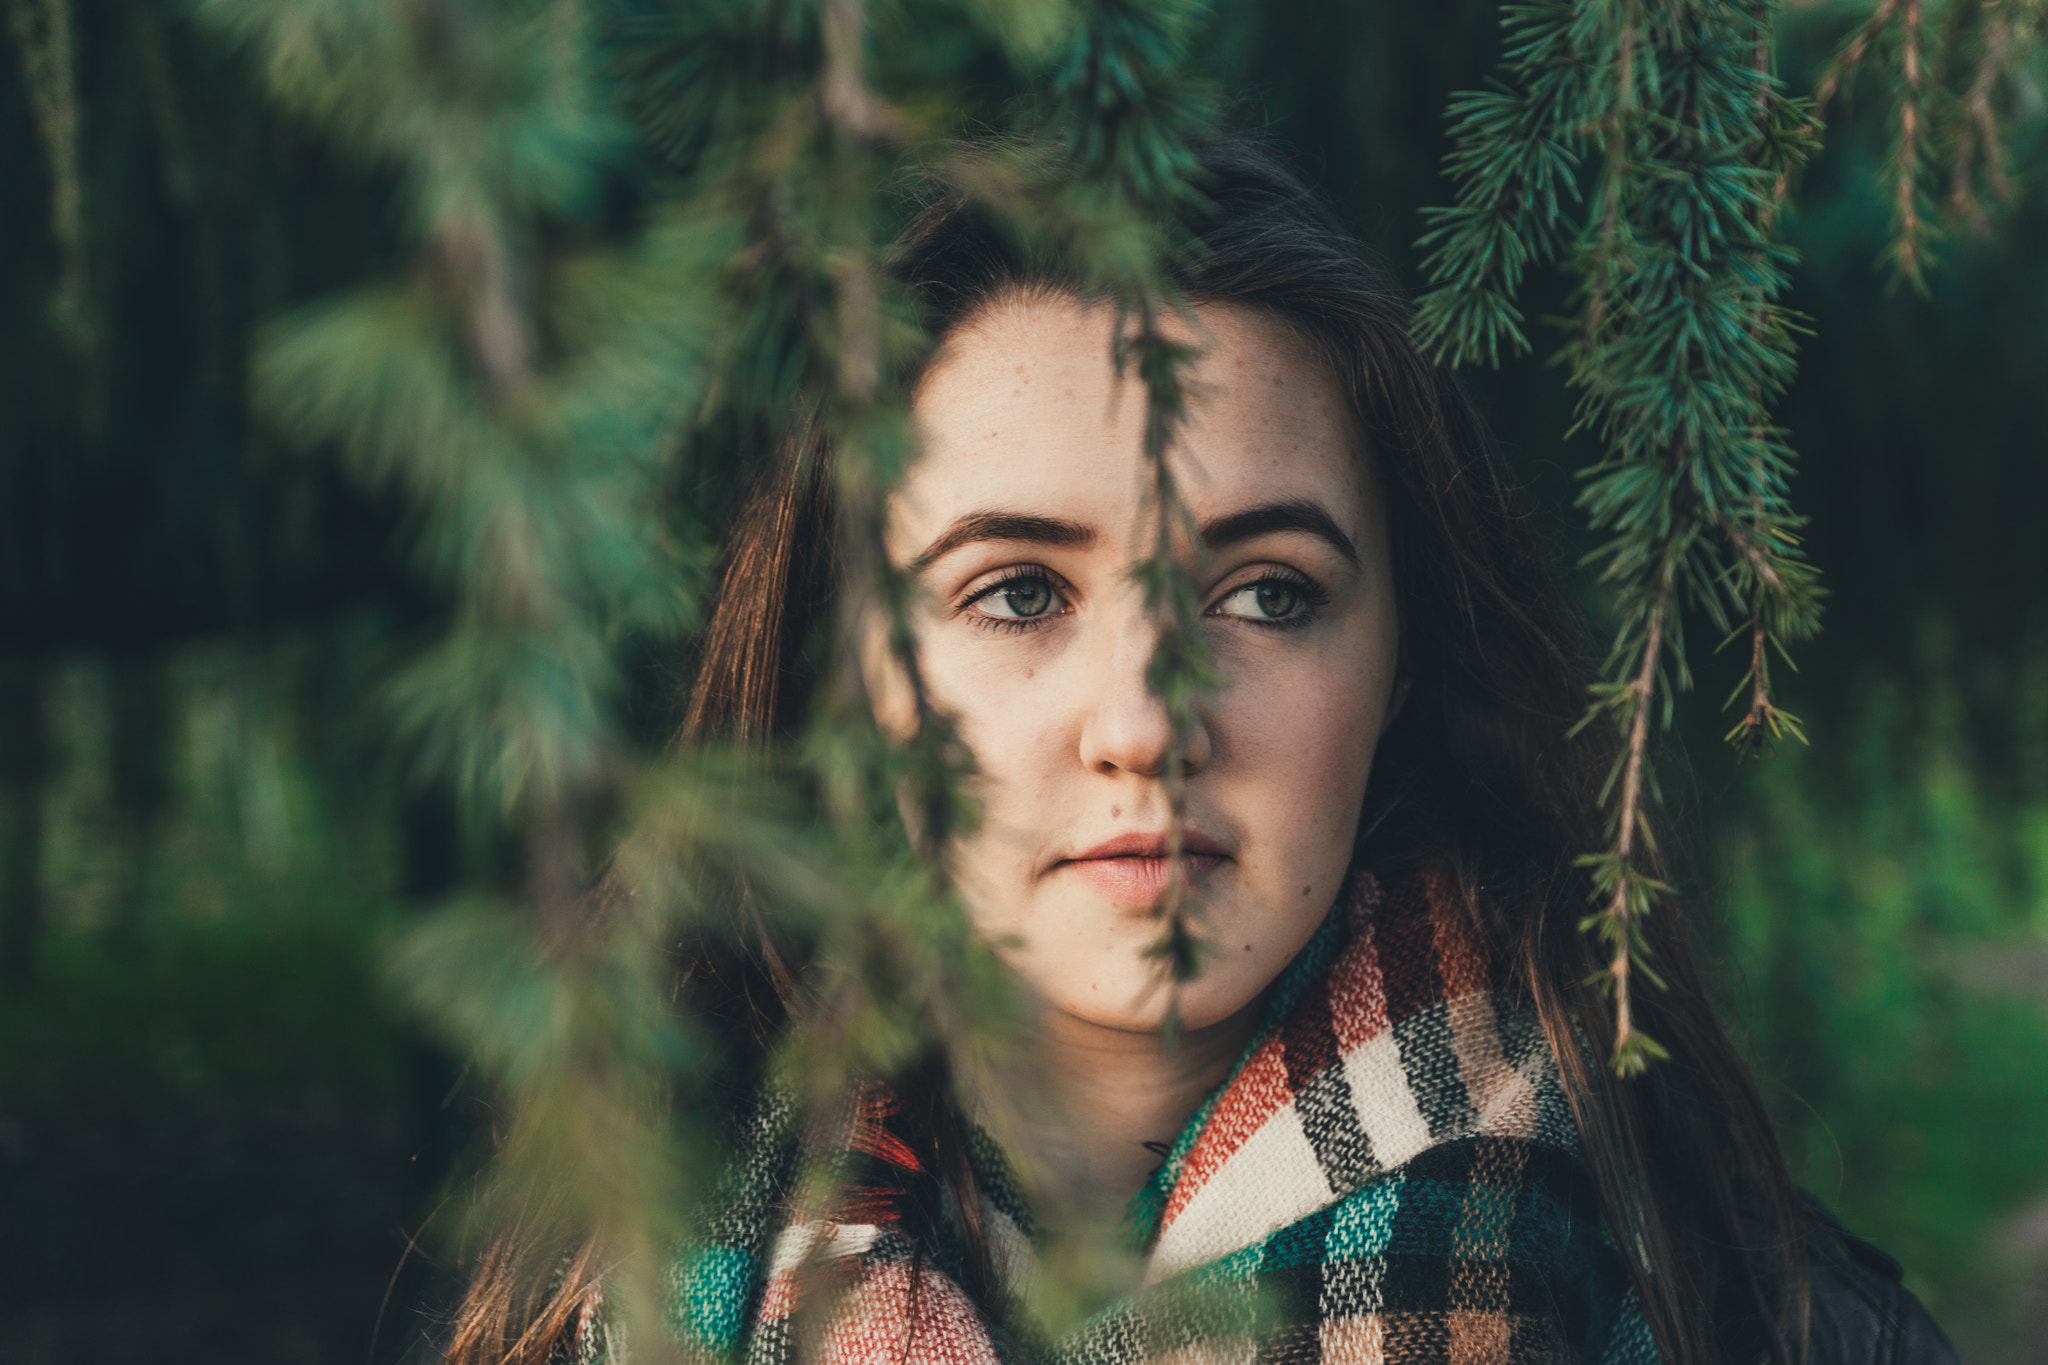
top-left (4, 0), bottom-right (2047, 1361)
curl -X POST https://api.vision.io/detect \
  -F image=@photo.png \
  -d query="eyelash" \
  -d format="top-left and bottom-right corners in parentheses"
top-left (955, 565), bottom-right (1330, 633)
top-left (1215, 568), bottom-right (1330, 631)
top-left (957, 566), bottom-right (1075, 634)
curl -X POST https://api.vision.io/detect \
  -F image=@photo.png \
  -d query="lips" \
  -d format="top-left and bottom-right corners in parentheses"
top-left (1057, 830), bottom-right (1230, 904)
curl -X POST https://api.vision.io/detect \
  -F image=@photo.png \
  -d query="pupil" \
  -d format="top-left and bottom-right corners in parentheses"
top-left (1256, 583), bottom-right (1297, 618)
top-left (1006, 582), bottom-right (1050, 617)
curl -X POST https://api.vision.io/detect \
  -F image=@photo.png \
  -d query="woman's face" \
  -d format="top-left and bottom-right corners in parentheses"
top-left (889, 295), bottom-right (1401, 1034)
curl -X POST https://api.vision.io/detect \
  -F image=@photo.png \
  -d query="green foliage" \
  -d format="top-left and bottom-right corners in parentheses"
top-left (1046, 0), bottom-right (1222, 1016)
top-left (196, 0), bottom-right (625, 222)
top-left (177, 0), bottom-right (1239, 1340)
top-left (1809, 0), bottom-right (2048, 289)
top-left (1414, 0), bottom-right (1825, 1072)
top-left (1719, 664), bottom-right (2048, 1346)
top-left (9, 0), bottom-right (2048, 1354)
top-left (7, 0), bottom-right (90, 365)
top-left (189, 0), bottom-right (760, 1330)
top-left (0, 648), bottom-right (409, 1099)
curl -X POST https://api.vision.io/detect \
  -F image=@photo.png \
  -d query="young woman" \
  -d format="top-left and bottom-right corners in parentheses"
top-left (446, 138), bottom-right (1953, 1365)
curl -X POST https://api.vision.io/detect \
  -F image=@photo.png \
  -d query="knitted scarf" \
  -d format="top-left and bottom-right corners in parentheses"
top-left (578, 867), bottom-right (1660, 1365)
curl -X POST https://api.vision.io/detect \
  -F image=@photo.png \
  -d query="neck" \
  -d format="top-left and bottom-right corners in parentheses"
top-left (999, 996), bottom-right (1264, 1219)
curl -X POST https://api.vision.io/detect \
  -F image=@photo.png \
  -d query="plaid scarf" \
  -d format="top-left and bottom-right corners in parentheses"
top-left (585, 867), bottom-right (1660, 1365)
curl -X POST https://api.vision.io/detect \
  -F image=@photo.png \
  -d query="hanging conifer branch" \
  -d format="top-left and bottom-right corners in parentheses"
top-left (1726, 10), bottom-right (1817, 761)
top-left (1950, 1), bottom-right (2016, 230)
top-left (1126, 310), bottom-right (1214, 1008)
top-left (810, 0), bottom-right (967, 877)
top-left (1811, 0), bottom-right (2047, 282)
top-left (809, 0), bottom-right (992, 1088)
top-left (1811, 0), bottom-right (1930, 283)
top-left (1812, 0), bottom-right (1904, 110)
top-left (1579, 0), bottom-right (1638, 366)
top-left (1723, 3), bottom-right (1803, 761)
top-left (1890, 0), bottom-right (1932, 287)
top-left (1418, 0), bottom-right (1822, 1074)
top-left (1048, 0), bottom-right (1221, 1032)
top-left (202, 0), bottom-right (726, 1333)
top-left (1596, 584), bottom-right (1670, 1063)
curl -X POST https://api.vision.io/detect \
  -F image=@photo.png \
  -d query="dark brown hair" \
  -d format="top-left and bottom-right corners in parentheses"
top-left (451, 134), bottom-right (1805, 1365)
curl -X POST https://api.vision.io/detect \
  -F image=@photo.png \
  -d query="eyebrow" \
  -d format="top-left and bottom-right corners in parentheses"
top-left (1201, 499), bottom-right (1358, 565)
top-left (910, 511), bottom-right (1095, 573)
top-left (909, 497), bottom-right (1358, 574)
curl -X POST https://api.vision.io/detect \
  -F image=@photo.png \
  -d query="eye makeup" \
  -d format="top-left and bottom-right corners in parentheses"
top-left (952, 561), bottom-right (1333, 636)
top-left (1207, 566), bottom-right (1330, 630)
top-left (955, 564), bottom-right (1076, 632)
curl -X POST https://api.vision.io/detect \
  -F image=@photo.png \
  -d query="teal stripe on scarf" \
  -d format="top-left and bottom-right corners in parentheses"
top-left (1323, 1172), bottom-right (1409, 1258)
top-left (670, 1244), bottom-right (759, 1351)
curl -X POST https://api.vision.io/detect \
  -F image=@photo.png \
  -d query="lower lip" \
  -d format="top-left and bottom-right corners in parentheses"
top-left (1061, 855), bottom-right (1226, 903)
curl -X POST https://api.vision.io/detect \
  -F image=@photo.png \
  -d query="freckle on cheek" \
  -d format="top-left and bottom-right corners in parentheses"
top-left (1302, 884), bottom-right (1312, 897)
top-left (1111, 805), bottom-right (1121, 819)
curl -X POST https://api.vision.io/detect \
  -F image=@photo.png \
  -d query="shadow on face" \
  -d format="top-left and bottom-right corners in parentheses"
top-left (877, 293), bottom-right (1403, 1037)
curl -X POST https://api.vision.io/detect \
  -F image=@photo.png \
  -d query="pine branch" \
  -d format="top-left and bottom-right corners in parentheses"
top-left (1807, 0), bottom-right (2044, 284)
top-left (1726, 15), bottom-right (1816, 760)
top-left (1421, 0), bottom-right (1821, 1073)
top-left (1049, 0), bottom-right (1220, 1037)
top-left (1948, 0), bottom-right (2015, 231)
top-left (214, 0), bottom-right (1223, 1331)
top-left (1600, 584), bottom-right (1667, 1075)
top-left (1814, 0), bottom-right (1904, 113)
top-left (216, 0), bottom-right (724, 1329)
top-left (1413, 0), bottom-right (1585, 367)
top-left (1581, 0), bottom-right (1639, 370)
top-left (1125, 306), bottom-right (1219, 1030)
top-left (809, 0), bottom-right (970, 875)
top-left (1888, 0), bottom-right (1934, 290)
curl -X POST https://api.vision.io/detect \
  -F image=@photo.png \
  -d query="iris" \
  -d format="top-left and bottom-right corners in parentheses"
top-left (1254, 583), bottom-right (1299, 618)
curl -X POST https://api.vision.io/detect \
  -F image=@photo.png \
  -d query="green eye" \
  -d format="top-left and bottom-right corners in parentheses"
top-left (997, 581), bottom-right (1054, 617)
top-left (1215, 577), bottom-right (1316, 624)
top-left (1254, 583), bottom-right (1299, 618)
top-left (969, 574), bottom-right (1062, 621)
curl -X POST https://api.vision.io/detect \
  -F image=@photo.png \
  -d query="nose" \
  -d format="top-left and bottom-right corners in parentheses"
top-left (1076, 618), bottom-right (1213, 779)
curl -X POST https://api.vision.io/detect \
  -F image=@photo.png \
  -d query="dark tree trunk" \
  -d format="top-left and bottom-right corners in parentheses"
top-left (108, 649), bottom-right (173, 945)
top-left (1, 652), bottom-right (51, 984)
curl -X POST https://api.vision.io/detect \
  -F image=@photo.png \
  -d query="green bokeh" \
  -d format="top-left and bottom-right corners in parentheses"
top-left (3, 1), bottom-right (2044, 1361)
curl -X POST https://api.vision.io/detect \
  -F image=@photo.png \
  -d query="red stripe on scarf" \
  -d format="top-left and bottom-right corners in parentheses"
top-left (1328, 876), bottom-right (1392, 1052)
top-left (1160, 875), bottom-right (1410, 1232)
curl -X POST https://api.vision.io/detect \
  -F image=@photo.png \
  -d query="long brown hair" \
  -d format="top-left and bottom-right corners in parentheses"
top-left (448, 134), bottom-right (1805, 1365)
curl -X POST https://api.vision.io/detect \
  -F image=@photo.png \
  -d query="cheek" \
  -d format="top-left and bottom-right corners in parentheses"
top-left (923, 641), bottom-right (1065, 781)
top-left (1216, 648), bottom-right (1386, 841)
top-left (1167, 647), bottom-right (1385, 1030)
top-left (916, 638), bottom-right (1074, 889)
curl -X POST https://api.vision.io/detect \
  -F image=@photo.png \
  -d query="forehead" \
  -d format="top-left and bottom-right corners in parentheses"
top-left (900, 295), bottom-right (1369, 543)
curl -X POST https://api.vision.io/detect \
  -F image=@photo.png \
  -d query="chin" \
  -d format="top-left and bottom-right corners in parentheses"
top-left (1050, 966), bottom-right (1264, 1035)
